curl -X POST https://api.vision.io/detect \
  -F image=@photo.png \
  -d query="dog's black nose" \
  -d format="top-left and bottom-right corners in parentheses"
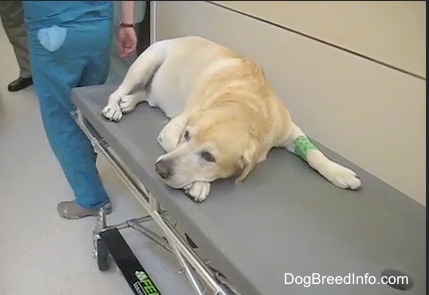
top-left (155, 159), bottom-right (173, 179)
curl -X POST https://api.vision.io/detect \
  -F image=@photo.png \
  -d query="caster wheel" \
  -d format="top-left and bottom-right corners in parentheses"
top-left (96, 239), bottom-right (110, 271)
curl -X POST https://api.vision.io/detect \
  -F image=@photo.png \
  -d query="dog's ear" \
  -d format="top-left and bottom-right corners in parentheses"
top-left (235, 139), bottom-right (259, 184)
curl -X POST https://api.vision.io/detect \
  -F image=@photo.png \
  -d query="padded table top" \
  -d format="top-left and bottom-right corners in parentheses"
top-left (72, 84), bottom-right (425, 295)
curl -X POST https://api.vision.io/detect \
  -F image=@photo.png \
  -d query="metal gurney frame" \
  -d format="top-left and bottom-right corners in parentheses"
top-left (72, 109), bottom-right (237, 295)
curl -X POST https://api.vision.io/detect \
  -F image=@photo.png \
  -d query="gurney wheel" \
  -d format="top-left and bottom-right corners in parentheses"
top-left (96, 239), bottom-right (110, 271)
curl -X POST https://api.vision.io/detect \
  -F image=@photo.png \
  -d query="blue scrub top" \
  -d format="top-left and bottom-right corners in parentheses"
top-left (23, 1), bottom-right (113, 31)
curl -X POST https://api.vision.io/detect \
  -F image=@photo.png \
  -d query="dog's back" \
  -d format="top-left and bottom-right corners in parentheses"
top-left (146, 36), bottom-right (242, 113)
top-left (148, 36), bottom-right (288, 127)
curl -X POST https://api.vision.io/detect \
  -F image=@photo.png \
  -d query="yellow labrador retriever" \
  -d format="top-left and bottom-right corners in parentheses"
top-left (102, 36), bottom-right (361, 202)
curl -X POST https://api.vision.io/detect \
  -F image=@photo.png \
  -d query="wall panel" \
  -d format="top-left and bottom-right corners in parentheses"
top-left (213, 1), bottom-right (426, 78)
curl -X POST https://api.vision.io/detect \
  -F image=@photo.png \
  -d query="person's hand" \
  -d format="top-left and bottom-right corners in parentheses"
top-left (118, 26), bottom-right (137, 58)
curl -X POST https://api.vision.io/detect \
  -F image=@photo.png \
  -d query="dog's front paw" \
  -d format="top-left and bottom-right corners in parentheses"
top-left (184, 181), bottom-right (211, 202)
top-left (102, 104), bottom-right (123, 122)
top-left (324, 162), bottom-right (361, 190)
top-left (157, 130), bottom-right (178, 152)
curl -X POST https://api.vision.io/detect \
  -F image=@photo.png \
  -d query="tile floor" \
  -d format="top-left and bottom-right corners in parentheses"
top-left (0, 23), bottom-right (193, 295)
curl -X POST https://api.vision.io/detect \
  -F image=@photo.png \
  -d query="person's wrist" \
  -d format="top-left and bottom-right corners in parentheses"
top-left (119, 22), bottom-right (135, 28)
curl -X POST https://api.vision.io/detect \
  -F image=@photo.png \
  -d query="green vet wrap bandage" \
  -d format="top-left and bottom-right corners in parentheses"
top-left (293, 136), bottom-right (319, 161)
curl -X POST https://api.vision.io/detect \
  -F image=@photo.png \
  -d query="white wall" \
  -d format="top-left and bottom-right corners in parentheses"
top-left (152, 1), bottom-right (426, 205)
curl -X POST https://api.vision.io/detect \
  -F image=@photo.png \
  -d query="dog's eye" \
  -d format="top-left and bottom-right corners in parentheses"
top-left (200, 150), bottom-right (216, 163)
top-left (183, 130), bottom-right (190, 141)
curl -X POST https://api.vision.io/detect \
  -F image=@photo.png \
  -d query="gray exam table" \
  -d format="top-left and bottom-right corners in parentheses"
top-left (72, 84), bottom-right (425, 295)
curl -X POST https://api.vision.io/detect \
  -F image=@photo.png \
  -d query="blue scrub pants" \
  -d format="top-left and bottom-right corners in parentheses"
top-left (28, 19), bottom-right (113, 210)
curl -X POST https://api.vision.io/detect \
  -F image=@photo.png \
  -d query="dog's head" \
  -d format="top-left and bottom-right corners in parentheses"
top-left (155, 105), bottom-right (261, 189)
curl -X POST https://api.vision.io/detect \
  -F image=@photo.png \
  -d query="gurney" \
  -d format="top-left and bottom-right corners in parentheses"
top-left (71, 84), bottom-right (425, 295)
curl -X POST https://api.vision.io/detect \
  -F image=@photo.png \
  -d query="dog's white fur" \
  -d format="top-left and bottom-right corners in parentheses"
top-left (102, 36), bottom-right (361, 202)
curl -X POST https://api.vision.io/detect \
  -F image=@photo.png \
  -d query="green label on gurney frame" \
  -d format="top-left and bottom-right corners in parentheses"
top-left (134, 271), bottom-right (161, 295)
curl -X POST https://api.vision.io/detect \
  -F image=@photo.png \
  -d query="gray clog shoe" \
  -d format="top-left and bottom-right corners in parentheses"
top-left (57, 201), bottom-right (112, 219)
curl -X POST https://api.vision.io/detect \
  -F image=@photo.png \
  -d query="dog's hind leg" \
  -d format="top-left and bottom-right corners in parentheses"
top-left (281, 123), bottom-right (362, 190)
top-left (102, 41), bottom-right (171, 122)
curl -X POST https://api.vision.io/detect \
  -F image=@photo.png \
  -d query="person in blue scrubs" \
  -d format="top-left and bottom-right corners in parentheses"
top-left (22, 1), bottom-right (137, 219)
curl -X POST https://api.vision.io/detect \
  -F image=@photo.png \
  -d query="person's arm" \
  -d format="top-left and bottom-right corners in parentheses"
top-left (118, 1), bottom-right (137, 58)
top-left (120, 1), bottom-right (135, 25)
